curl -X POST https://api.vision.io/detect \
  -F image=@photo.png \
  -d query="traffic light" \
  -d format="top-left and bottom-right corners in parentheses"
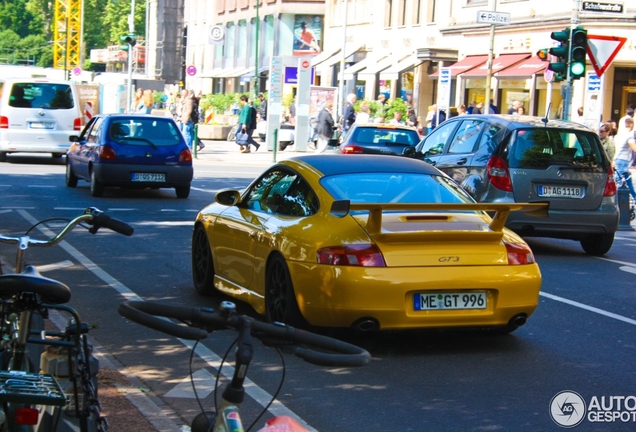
top-left (536, 49), bottom-right (549, 62)
top-left (570, 26), bottom-right (587, 80)
top-left (548, 27), bottom-right (570, 82)
top-left (120, 34), bottom-right (136, 51)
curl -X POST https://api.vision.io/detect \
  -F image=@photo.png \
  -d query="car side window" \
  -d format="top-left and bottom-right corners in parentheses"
top-left (86, 118), bottom-right (104, 144)
top-left (447, 120), bottom-right (485, 154)
top-left (421, 121), bottom-right (457, 156)
top-left (244, 170), bottom-right (318, 216)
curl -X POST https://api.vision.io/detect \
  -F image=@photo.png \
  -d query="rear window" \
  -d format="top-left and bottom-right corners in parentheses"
top-left (8, 83), bottom-right (74, 109)
top-left (109, 118), bottom-right (183, 146)
top-left (507, 128), bottom-right (605, 170)
top-left (351, 127), bottom-right (419, 147)
top-left (321, 172), bottom-right (474, 205)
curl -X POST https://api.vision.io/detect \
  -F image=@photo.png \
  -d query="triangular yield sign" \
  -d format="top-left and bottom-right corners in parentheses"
top-left (586, 35), bottom-right (627, 78)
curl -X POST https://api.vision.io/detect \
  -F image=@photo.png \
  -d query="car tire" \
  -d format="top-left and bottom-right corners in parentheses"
top-left (0, 152), bottom-right (6, 162)
top-left (90, 169), bottom-right (104, 197)
top-left (175, 184), bottom-right (190, 199)
top-left (580, 233), bottom-right (614, 256)
top-left (191, 224), bottom-right (216, 296)
top-left (65, 161), bottom-right (78, 187)
top-left (265, 254), bottom-right (306, 328)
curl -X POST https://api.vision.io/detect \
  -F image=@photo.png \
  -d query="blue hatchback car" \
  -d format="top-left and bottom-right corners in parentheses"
top-left (65, 114), bottom-right (193, 198)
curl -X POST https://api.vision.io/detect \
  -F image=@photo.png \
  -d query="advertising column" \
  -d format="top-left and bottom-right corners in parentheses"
top-left (267, 57), bottom-right (284, 151)
top-left (295, 58), bottom-right (312, 151)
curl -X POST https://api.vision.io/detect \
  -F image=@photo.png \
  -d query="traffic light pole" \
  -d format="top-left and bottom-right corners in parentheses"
top-left (127, 0), bottom-right (136, 113)
top-left (562, 0), bottom-right (581, 121)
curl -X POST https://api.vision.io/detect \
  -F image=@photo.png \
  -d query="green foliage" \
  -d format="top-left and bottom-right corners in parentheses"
top-left (384, 98), bottom-right (408, 122)
top-left (153, 91), bottom-right (165, 104)
top-left (200, 93), bottom-right (236, 114)
top-left (282, 93), bottom-right (294, 110)
top-left (0, 30), bottom-right (51, 67)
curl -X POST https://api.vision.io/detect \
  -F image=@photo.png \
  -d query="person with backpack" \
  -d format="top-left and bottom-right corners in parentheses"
top-left (236, 95), bottom-right (260, 153)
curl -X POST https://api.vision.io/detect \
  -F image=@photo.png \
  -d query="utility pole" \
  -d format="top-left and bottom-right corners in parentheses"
top-left (254, 0), bottom-right (260, 98)
top-left (561, 0), bottom-right (581, 121)
top-left (127, 0), bottom-right (136, 113)
top-left (337, 0), bottom-right (348, 122)
top-left (484, 0), bottom-right (496, 112)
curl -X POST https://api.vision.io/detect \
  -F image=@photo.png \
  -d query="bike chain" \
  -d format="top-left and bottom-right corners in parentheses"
top-left (73, 339), bottom-right (109, 431)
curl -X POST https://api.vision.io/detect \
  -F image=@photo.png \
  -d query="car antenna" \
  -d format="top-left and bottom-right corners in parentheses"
top-left (541, 103), bottom-right (551, 126)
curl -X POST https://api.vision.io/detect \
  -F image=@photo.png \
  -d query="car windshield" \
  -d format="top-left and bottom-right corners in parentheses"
top-left (350, 126), bottom-right (419, 147)
top-left (109, 118), bottom-right (183, 146)
top-left (8, 83), bottom-right (74, 109)
top-left (320, 172), bottom-right (474, 205)
top-left (507, 128), bottom-right (605, 170)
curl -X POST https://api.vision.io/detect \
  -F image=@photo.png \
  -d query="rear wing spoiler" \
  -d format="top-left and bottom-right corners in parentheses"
top-left (329, 201), bottom-right (549, 236)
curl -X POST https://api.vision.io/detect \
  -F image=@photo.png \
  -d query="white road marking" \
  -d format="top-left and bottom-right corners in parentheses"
top-left (15, 209), bottom-right (315, 432)
top-left (540, 292), bottom-right (636, 326)
top-left (191, 187), bottom-right (217, 193)
top-left (135, 221), bottom-right (193, 226)
top-left (27, 185), bottom-right (56, 188)
top-left (0, 209), bottom-right (13, 214)
top-left (35, 260), bottom-right (74, 272)
top-left (164, 368), bottom-right (216, 399)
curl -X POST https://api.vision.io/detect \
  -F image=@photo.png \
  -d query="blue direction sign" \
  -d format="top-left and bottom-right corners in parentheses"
top-left (588, 74), bottom-right (601, 92)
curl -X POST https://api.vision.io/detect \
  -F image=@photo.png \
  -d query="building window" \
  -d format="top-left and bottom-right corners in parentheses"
top-left (384, 0), bottom-right (393, 27)
top-left (264, 15), bottom-right (274, 57)
top-left (465, 0), bottom-right (487, 5)
top-left (426, 0), bottom-right (435, 23)
top-left (238, 20), bottom-right (247, 58)
top-left (226, 22), bottom-right (235, 60)
top-left (397, 0), bottom-right (406, 26)
top-left (412, 0), bottom-right (421, 25)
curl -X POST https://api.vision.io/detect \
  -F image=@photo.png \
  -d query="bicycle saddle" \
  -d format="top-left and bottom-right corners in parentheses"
top-left (0, 265), bottom-right (71, 304)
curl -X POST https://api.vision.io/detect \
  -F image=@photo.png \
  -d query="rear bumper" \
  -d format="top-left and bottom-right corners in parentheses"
top-left (93, 163), bottom-right (193, 187)
top-left (0, 132), bottom-right (72, 154)
top-left (287, 261), bottom-right (541, 330)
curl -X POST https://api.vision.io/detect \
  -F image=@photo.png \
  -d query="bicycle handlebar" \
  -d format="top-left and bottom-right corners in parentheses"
top-left (0, 207), bottom-right (134, 247)
top-left (118, 301), bottom-right (371, 367)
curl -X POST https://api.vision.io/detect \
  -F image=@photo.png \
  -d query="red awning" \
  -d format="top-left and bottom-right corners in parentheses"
top-left (495, 55), bottom-right (548, 77)
top-left (429, 55), bottom-right (488, 77)
top-left (460, 53), bottom-right (531, 77)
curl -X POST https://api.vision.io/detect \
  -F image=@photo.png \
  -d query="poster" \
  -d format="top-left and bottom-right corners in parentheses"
top-left (293, 16), bottom-right (323, 56)
top-left (309, 86), bottom-right (337, 120)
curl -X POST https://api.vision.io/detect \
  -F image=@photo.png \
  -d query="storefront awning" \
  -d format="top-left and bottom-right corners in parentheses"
top-left (324, 44), bottom-right (366, 67)
top-left (460, 53), bottom-right (531, 77)
top-left (380, 56), bottom-right (424, 80)
top-left (208, 68), bottom-right (246, 78)
top-left (429, 55), bottom-right (488, 77)
top-left (495, 55), bottom-right (548, 76)
top-left (312, 48), bottom-right (341, 68)
top-left (358, 52), bottom-right (411, 80)
top-left (343, 54), bottom-right (388, 80)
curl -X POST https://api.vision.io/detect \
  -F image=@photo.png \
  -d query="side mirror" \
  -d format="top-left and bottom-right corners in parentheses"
top-left (215, 189), bottom-right (242, 206)
top-left (69, 135), bottom-right (81, 143)
top-left (402, 147), bottom-right (416, 157)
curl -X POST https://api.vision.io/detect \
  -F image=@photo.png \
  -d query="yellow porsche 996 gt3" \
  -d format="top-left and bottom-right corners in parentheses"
top-left (191, 155), bottom-right (547, 333)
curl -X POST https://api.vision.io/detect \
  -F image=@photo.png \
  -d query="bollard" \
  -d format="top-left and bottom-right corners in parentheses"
top-left (617, 184), bottom-right (634, 231)
top-left (273, 128), bottom-right (278, 163)
top-left (193, 123), bottom-right (199, 159)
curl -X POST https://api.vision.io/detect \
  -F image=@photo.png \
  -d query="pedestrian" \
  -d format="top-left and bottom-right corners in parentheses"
top-left (574, 106), bottom-right (585, 124)
top-left (406, 108), bottom-right (418, 127)
top-left (315, 101), bottom-right (335, 154)
top-left (131, 88), bottom-right (143, 113)
top-left (177, 89), bottom-right (195, 150)
top-left (136, 90), bottom-right (154, 114)
top-left (457, 104), bottom-right (467, 116)
top-left (613, 117), bottom-right (636, 203)
top-left (430, 104), bottom-right (446, 130)
top-left (474, 102), bottom-right (484, 114)
top-left (356, 102), bottom-right (371, 124)
top-left (489, 99), bottom-right (499, 114)
top-left (257, 93), bottom-right (267, 121)
top-left (190, 89), bottom-right (205, 151)
top-left (517, 106), bottom-right (526, 116)
top-left (508, 100), bottom-right (522, 115)
top-left (236, 95), bottom-right (260, 153)
top-left (466, 101), bottom-right (477, 114)
top-left (289, 99), bottom-right (296, 125)
top-left (598, 123), bottom-right (615, 161)
top-left (389, 111), bottom-right (405, 126)
top-left (425, 105), bottom-right (435, 134)
top-left (343, 93), bottom-right (357, 134)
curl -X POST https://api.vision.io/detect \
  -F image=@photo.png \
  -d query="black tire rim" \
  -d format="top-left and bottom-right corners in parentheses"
top-left (192, 227), bottom-right (210, 286)
top-left (266, 258), bottom-right (289, 322)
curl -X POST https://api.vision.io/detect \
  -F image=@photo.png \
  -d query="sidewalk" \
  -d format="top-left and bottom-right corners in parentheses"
top-left (193, 138), bottom-right (309, 166)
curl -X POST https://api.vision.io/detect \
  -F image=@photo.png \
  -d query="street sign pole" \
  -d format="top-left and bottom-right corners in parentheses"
top-left (562, 0), bottom-right (582, 121)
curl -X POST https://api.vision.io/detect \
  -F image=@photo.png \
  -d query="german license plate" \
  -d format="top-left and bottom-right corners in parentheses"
top-left (29, 121), bottom-right (54, 129)
top-left (414, 292), bottom-right (487, 311)
top-left (131, 173), bottom-right (165, 182)
top-left (538, 185), bottom-right (583, 198)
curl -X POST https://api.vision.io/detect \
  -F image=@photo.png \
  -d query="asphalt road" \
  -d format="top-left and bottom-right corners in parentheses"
top-left (1, 151), bottom-right (636, 431)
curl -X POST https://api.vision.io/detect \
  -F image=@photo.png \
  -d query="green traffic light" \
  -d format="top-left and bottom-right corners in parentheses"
top-left (571, 62), bottom-right (585, 77)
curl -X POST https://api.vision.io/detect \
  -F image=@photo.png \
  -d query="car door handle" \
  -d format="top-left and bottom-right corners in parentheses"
top-left (456, 158), bottom-right (468, 165)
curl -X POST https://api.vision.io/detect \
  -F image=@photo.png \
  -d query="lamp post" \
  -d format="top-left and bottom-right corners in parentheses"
top-left (337, 0), bottom-right (349, 122)
top-left (253, 0), bottom-right (260, 98)
top-left (126, 0), bottom-right (135, 113)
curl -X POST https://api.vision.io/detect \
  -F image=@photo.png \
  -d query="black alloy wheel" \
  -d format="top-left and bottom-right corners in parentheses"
top-left (265, 254), bottom-right (306, 328)
top-left (192, 224), bottom-right (216, 295)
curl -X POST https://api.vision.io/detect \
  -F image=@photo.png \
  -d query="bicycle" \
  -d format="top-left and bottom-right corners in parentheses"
top-left (118, 300), bottom-right (371, 432)
top-left (614, 168), bottom-right (636, 221)
top-left (0, 207), bottom-right (134, 431)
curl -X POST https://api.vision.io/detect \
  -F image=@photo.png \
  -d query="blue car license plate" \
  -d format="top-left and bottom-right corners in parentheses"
top-left (414, 292), bottom-right (487, 311)
top-left (131, 173), bottom-right (165, 182)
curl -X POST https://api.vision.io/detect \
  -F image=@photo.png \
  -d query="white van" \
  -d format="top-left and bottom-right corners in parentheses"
top-left (0, 78), bottom-right (82, 161)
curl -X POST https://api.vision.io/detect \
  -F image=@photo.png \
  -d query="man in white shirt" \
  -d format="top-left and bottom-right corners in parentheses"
top-left (613, 117), bottom-right (636, 202)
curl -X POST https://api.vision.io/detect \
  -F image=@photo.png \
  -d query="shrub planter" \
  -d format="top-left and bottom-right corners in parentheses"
top-left (197, 124), bottom-right (233, 140)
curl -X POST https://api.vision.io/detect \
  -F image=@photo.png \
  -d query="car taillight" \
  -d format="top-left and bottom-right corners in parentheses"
top-left (0, 116), bottom-right (8, 129)
top-left (487, 155), bottom-right (513, 192)
top-left (15, 407), bottom-right (39, 425)
top-left (603, 165), bottom-right (617, 197)
top-left (74, 118), bottom-right (82, 131)
top-left (504, 242), bottom-right (535, 265)
top-left (99, 145), bottom-right (118, 160)
top-left (317, 244), bottom-right (386, 267)
top-left (179, 149), bottom-right (193, 162)
top-left (341, 145), bottom-right (364, 154)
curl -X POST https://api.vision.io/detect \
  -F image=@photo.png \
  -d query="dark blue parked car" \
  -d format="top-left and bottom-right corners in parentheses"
top-left (65, 114), bottom-right (193, 198)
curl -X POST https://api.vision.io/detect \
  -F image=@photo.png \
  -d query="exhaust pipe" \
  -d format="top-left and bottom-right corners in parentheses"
top-left (510, 314), bottom-right (527, 328)
top-left (351, 318), bottom-right (379, 332)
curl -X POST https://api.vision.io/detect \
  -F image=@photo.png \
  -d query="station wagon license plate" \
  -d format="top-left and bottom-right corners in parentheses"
top-left (29, 121), bottom-right (55, 129)
top-left (414, 292), bottom-right (487, 311)
top-left (131, 173), bottom-right (165, 182)
top-left (537, 185), bottom-right (583, 198)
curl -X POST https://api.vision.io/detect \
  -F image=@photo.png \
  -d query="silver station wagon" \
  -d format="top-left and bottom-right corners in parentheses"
top-left (406, 115), bottom-right (619, 256)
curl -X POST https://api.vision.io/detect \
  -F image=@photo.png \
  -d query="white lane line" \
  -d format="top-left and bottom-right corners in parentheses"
top-left (0, 209), bottom-right (13, 214)
top-left (27, 185), bottom-right (56, 188)
top-left (135, 221), bottom-right (193, 226)
top-left (36, 260), bottom-right (74, 273)
top-left (191, 187), bottom-right (217, 193)
top-left (15, 209), bottom-right (314, 431)
top-left (540, 292), bottom-right (636, 326)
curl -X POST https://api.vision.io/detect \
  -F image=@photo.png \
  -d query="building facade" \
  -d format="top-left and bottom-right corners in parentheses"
top-left (183, 0), bottom-right (636, 128)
